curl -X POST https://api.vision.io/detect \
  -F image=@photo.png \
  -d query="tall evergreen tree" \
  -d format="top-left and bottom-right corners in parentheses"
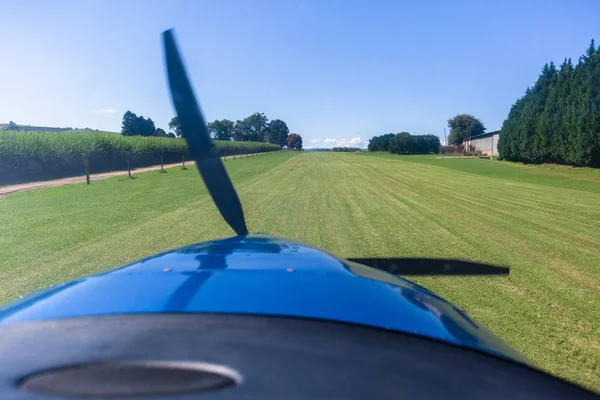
top-left (529, 62), bottom-right (558, 162)
top-left (500, 40), bottom-right (600, 167)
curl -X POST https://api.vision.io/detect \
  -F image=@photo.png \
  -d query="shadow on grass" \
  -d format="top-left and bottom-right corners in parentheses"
top-left (117, 176), bottom-right (138, 181)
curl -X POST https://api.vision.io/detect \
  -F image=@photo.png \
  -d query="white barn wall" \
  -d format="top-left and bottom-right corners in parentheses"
top-left (470, 132), bottom-right (500, 156)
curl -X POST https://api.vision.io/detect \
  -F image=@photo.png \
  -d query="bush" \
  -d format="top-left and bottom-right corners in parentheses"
top-left (0, 130), bottom-right (280, 184)
top-left (377, 132), bottom-right (440, 155)
top-left (463, 145), bottom-right (476, 156)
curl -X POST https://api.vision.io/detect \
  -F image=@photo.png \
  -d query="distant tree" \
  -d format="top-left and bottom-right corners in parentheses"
top-left (232, 120), bottom-right (246, 141)
top-left (4, 121), bottom-right (19, 131)
top-left (136, 116), bottom-right (155, 136)
top-left (419, 134), bottom-right (441, 153)
top-left (154, 128), bottom-right (167, 137)
top-left (167, 132), bottom-right (177, 138)
top-left (367, 133), bottom-right (395, 151)
top-left (241, 112), bottom-right (268, 141)
top-left (383, 132), bottom-right (440, 155)
top-left (287, 133), bottom-right (303, 150)
top-left (121, 111), bottom-right (137, 136)
top-left (447, 114), bottom-right (486, 145)
top-left (265, 119), bottom-right (289, 147)
top-left (120, 111), bottom-right (155, 136)
top-left (168, 116), bottom-right (182, 137)
top-left (207, 119), bottom-right (234, 141)
top-left (389, 132), bottom-right (413, 154)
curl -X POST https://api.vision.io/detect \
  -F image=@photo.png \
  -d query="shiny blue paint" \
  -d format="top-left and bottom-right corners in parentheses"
top-left (0, 234), bottom-right (526, 363)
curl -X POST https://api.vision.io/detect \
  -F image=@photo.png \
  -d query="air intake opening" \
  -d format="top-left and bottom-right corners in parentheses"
top-left (19, 361), bottom-right (240, 397)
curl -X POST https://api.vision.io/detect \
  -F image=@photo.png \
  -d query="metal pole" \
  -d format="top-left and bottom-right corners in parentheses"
top-left (444, 128), bottom-right (447, 147)
top-left (161, 154), bottom-right (164, 173)
top-left (85, 159), bottom-right (90, 185)
top-left (127, 160), bottom-right (132, 179)
top-left (467, 121), bottom-right (472, 155)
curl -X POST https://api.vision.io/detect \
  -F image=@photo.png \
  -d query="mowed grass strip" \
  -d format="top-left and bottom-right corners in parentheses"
top-left (0, 151), bottom-right (599, 391)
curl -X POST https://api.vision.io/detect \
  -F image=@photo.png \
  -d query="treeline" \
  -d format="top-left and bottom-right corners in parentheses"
top-left (1, 121), bottom-right (73, 133)
top-left (122, 111), bottom-right (302, 150)
top-left (499, 40), bottom-right (600, 167)
top-left (121, 111), bottom-right (165, 137)
top-left (0, 131), bottom-right (280, 185)
top-left (331, 147), bottom-right (361, 152)
top-left (368, 132), bottom-right (440, 154)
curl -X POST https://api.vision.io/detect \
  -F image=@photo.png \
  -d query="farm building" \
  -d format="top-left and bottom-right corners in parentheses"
top-left (467, 131), bottom-right (500, 156)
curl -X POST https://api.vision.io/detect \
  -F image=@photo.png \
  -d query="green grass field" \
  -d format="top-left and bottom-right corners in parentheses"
top-left (0, 151), bottom-right (598, 391)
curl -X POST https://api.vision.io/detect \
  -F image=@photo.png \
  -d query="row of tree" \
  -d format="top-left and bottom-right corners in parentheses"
top-left (123, 111), bottom-right (298, 149)
top-left (121, 111), bottom-right (173, 138)
top-left (3, 121), bottom-right (19, 131)
top-left (368, 132), bottom-right (440, 154)
top-left (201, 113), bottom-right (290, 148)
top-left (498, 40), bottom-right (600, 167)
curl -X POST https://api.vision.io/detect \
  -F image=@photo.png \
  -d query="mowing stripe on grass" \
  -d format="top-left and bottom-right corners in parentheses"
top-left (0, 151), bottom-right (598, 391)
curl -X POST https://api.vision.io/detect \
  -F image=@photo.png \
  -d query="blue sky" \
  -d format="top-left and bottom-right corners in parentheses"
top-left (1, 0), bottom-right (599, 147)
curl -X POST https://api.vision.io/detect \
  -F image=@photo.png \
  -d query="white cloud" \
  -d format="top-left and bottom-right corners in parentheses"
top-left (310, 139), bottom-right (320, 143)
top-left (322, 137), bottom-right (364, 147)
top-left (315, 137), bottom-right (366, 148)
top-left (93, 107), bottom-right (116, 115)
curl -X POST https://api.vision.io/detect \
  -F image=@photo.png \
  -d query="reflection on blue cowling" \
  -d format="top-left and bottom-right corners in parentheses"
top-left (0, 234), bottom-right (527, 364)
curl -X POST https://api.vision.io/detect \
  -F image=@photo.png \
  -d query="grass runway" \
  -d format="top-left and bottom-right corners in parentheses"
top-left (1, 151), bottom-right (598, 391)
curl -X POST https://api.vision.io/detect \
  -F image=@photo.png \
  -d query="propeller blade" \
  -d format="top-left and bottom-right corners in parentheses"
top-left (347, 258), bottom-right (510, 276)
top-left (163, 29), bottom-right (248, 236)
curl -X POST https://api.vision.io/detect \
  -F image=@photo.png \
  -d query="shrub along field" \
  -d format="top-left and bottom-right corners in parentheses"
top-left (0, 130), bottom-right (280, 185)
top-left (0, 152), bottom-right (598, 391)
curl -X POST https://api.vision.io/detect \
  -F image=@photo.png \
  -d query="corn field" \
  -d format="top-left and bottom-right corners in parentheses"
top-left (0, 130), bottom-right (281, 185)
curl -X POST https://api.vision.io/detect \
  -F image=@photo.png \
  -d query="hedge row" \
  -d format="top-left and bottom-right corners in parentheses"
top-left (0, 130), bottom-right (280, 185)
top-left (499, 40), bottom-right (600, 167)
top-left (368, 132), bottom-right (440, 154)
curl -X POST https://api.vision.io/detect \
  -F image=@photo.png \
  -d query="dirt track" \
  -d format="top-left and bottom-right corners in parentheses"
top-left (0, 153), bottom-right (263, 197)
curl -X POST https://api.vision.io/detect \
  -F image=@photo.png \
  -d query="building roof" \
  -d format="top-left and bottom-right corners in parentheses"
top-left (470, 130), bottom-right (500, 140)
